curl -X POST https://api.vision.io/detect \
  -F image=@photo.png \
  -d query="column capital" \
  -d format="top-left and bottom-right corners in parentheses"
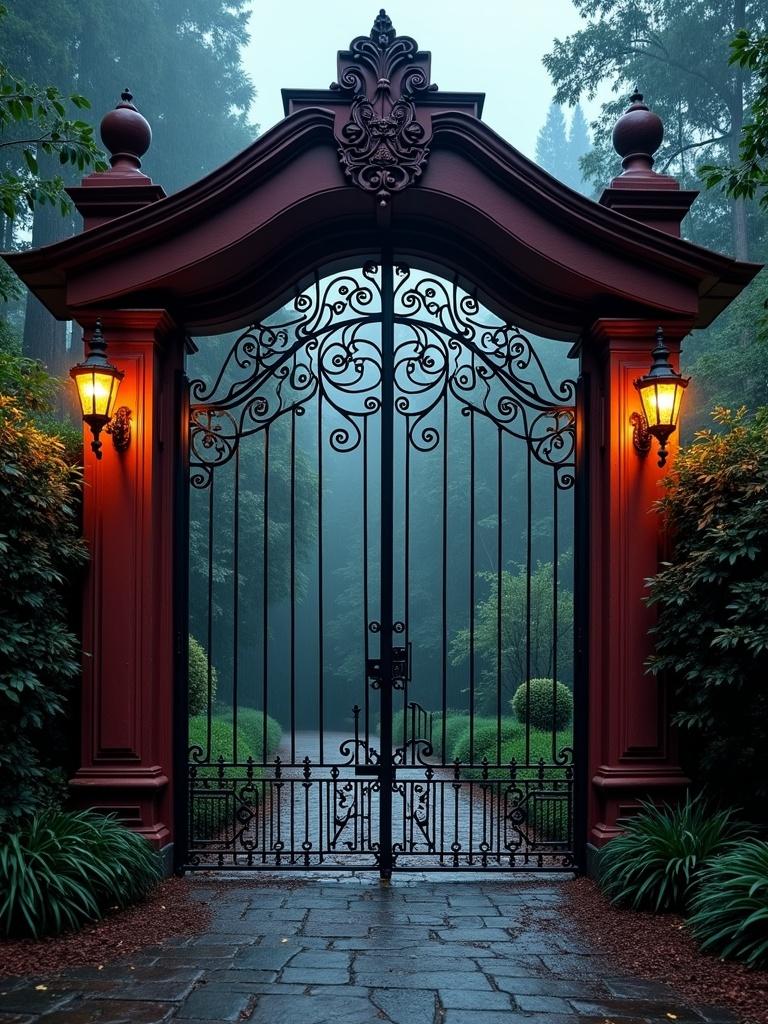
top-left (74, 309), bottom-right (180, 345)
top-left (587, 318), bottom-right (694, 350)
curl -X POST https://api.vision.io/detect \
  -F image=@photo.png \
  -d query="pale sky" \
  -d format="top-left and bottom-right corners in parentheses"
top-left (243, 1), bottom-right (606, 161)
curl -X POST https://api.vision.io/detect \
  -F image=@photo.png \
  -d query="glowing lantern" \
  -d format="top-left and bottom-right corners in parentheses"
top-left (632, 327), bottom-right (689, 468)
top-left (70, 320), bottom-right (127, 459)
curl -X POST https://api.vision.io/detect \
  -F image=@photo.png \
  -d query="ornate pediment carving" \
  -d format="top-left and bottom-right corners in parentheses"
top-left (331, 9), bottom-right (437, 206)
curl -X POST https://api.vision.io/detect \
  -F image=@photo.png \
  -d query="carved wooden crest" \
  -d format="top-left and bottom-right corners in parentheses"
top-left (331, 10), bottom-right (438, 206)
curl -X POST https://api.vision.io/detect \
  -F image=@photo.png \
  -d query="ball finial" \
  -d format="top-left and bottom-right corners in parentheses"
top-left (612, 90), bottom-right (664, 175)
top-left (100, 89), bottom-right (152, 173)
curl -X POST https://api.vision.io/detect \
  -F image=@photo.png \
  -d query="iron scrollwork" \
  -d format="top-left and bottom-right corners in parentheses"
top-left (332, 10), bottom-right (437, 205)
top-left (189, 263), bottom-right (576, 492)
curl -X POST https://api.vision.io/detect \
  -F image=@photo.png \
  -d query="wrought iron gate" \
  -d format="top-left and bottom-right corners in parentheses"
top-left (183, 256), bottom-right (578, 873)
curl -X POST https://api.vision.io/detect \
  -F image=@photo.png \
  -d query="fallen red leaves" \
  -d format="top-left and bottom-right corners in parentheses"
top-left (563, 877), bottom-right (768, 1024)
top-left (0, 876), bottom-right (210, 978)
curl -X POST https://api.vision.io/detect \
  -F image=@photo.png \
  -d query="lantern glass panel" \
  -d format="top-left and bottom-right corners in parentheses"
top-left (639, 380), bottom-right (679, 429)
top-left (75, 368), bottom-right (120, 419)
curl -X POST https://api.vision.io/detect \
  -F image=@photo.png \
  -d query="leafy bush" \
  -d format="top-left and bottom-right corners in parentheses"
top-left (646, 408), bottom-right (768, 818)
top-left (688, 839), bottom-right (768, 967)
top-left (236, 708), bottom-right (282, 761)
top-left (451, 717), bottom-right (521, 763)
top-left (188, 635), bottom-right (217, 716)
top-left (0, 809), bottom-right (161, 938)
top-left (0, 354), bottom-right (87, 827)
top-left (511, 679), bottom-right (573, 731)
top-left (599, 795), bottom-right (746, 912)
top-left (188, 714), bottom-right (253, 765)
top-left (434, 711), bottom-right (470, 760)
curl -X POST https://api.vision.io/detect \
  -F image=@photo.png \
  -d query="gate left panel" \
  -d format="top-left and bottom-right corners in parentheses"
top-left (185, 270), bottom-right (383, 869)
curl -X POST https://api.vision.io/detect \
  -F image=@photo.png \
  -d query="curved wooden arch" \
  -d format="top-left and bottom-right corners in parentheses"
top-left (7, 105), bottom-right (756, 338)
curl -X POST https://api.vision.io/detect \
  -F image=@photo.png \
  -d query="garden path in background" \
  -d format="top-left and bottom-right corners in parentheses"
top-left (0, 874), bottom-right (742, 1024)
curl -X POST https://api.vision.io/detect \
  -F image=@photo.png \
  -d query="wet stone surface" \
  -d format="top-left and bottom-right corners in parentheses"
top-left (0, 875), bottom-right (741, 1024)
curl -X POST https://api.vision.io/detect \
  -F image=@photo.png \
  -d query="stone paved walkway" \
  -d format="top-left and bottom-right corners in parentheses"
top-left (0, 875), bottom-right (739, 1024)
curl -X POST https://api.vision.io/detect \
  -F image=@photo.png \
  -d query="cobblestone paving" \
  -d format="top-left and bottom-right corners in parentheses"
top-left (0, 875), bottom-right (740, 1024)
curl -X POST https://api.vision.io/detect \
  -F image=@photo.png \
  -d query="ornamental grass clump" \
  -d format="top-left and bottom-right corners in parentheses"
top-left (688, 839), bottom-right (768, 967)
top-left (599, 795), bottom-right (746, 912)
top-left (0, 809), bottom-right (161, 938)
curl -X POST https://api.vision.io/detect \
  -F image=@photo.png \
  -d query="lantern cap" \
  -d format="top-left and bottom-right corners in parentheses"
top-left (71, 319), bottom-right (123, 378)
top-left (638, 325), bottom-right (687, 383)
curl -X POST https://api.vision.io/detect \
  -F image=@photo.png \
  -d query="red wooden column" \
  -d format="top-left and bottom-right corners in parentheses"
top-left (583, 318), bottom-right (691, 866)
top-left (69, 310), bottom-right (183, 864)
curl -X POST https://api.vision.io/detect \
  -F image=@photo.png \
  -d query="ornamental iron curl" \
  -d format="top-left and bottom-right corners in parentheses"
top-left (189, 264), bottom-right (576, 491)
top-left (331, 10), bottom-right (437, 205)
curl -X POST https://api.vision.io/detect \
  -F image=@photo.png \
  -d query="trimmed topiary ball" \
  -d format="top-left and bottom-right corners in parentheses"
top-left (599, 795), bottom-right (747, 913)
top-left (511, 679), bottom-right (572, 730)
top-left (188, 635), bottom-right (217, 716)
top-left (688, 839), bottom-right (768, 967)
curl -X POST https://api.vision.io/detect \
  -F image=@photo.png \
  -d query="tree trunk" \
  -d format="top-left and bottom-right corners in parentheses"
top-left (22, 200), bottom-right (72, 377)
top-left (730, 0), bottom-right (750, 261)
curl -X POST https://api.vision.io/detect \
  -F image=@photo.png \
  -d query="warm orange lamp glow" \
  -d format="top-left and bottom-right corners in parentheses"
top-left (70, 320), bottom-right (125, 459)
top-left (632, 327), bottom-right (689, 467)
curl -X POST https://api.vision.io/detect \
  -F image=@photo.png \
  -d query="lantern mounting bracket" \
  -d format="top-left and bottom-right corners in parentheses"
top-left (105, 405), bottom-right (132, 452)
top-left (630, 410), bottom-right (652, 455)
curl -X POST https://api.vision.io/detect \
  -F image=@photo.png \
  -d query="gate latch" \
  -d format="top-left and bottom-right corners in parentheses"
top-left (366, 642), bottom-right (412, 688)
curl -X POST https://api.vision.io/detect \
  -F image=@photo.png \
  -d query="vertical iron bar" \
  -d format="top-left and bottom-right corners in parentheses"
top-left (441, 395), bottom-right (448, 763)
top-left (496, 428), bottom-right (503, 766)
top-left (525, 445), bottom-right (532, 765)
top-left (403, 414), bottom-right (410, 752)
top-left (363, 417), bottom-right (370, 751)
top-left (206, 473), bottom-right (215, 762)
top-left (173, 369), bottom-right (190, 873)
top-left (378, 246), bottom-right (395, 879)
top-left (573, 371), bottom-right (590, 872)
top-left (318, 391), bottom-right (325, 765)
top-left (233, 446), bottom-right (240, 763)
top-left (552, 474), bottom-right (559, 760)
top-left (290, 409), bottom-right (297, 763)
top-left (262, 427), bottom-right (270, 763)
top-left (469, 409), bottom-right (476, 764)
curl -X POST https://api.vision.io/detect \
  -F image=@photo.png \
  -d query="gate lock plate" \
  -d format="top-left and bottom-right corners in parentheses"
top-left (366, 643), bottom-right (412, 688)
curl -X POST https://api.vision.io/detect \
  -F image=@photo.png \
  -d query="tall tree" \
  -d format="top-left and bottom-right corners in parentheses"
top-left (566, 103), bottom-right (591, 194)
top-left (543, 0), bottom-right (768, 261)
top-left (535, 102), bottom-right (569, 182)
top-left (1, 1), bottom-right (256, 375)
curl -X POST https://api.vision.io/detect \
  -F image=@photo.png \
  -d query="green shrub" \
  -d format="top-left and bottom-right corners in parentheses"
top-left (188, 635), bottom-right (217, 716)
top-left (0, 809), bottom-right (161, 938)
top-left (451, 717), bottom-right (521, 763)
top-left (499, 728), bottom-right (571, 769)
top-left (236, 708), bottom-right (282, 761)
top-left (188, 711), bottom-right (282, 764)
top-left (688, 839), bottom-right (768, 967)
top-left (432, 710), bottom-right (469, 759)
top-left (0, 357), bottom-right (88, 827)
top-left (511, 679), bottom-right (572, 731)
top-left (188, 714), bottom-right (253, 764)
top-left (646, 408), bottom-right (768, 818)
top-left (599, 795), bottom-right (746, 912)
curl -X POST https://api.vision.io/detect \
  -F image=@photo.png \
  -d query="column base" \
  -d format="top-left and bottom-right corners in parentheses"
top-left (590, 764), bottom-right (690, 849)
top-left (69, 766), bottom-right (171, 849)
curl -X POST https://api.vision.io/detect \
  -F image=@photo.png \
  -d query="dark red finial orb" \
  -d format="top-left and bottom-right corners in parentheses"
top-left (612, 90), bottom-right (664, 174)
top-left (100, 89), bottom-right (152, 172)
